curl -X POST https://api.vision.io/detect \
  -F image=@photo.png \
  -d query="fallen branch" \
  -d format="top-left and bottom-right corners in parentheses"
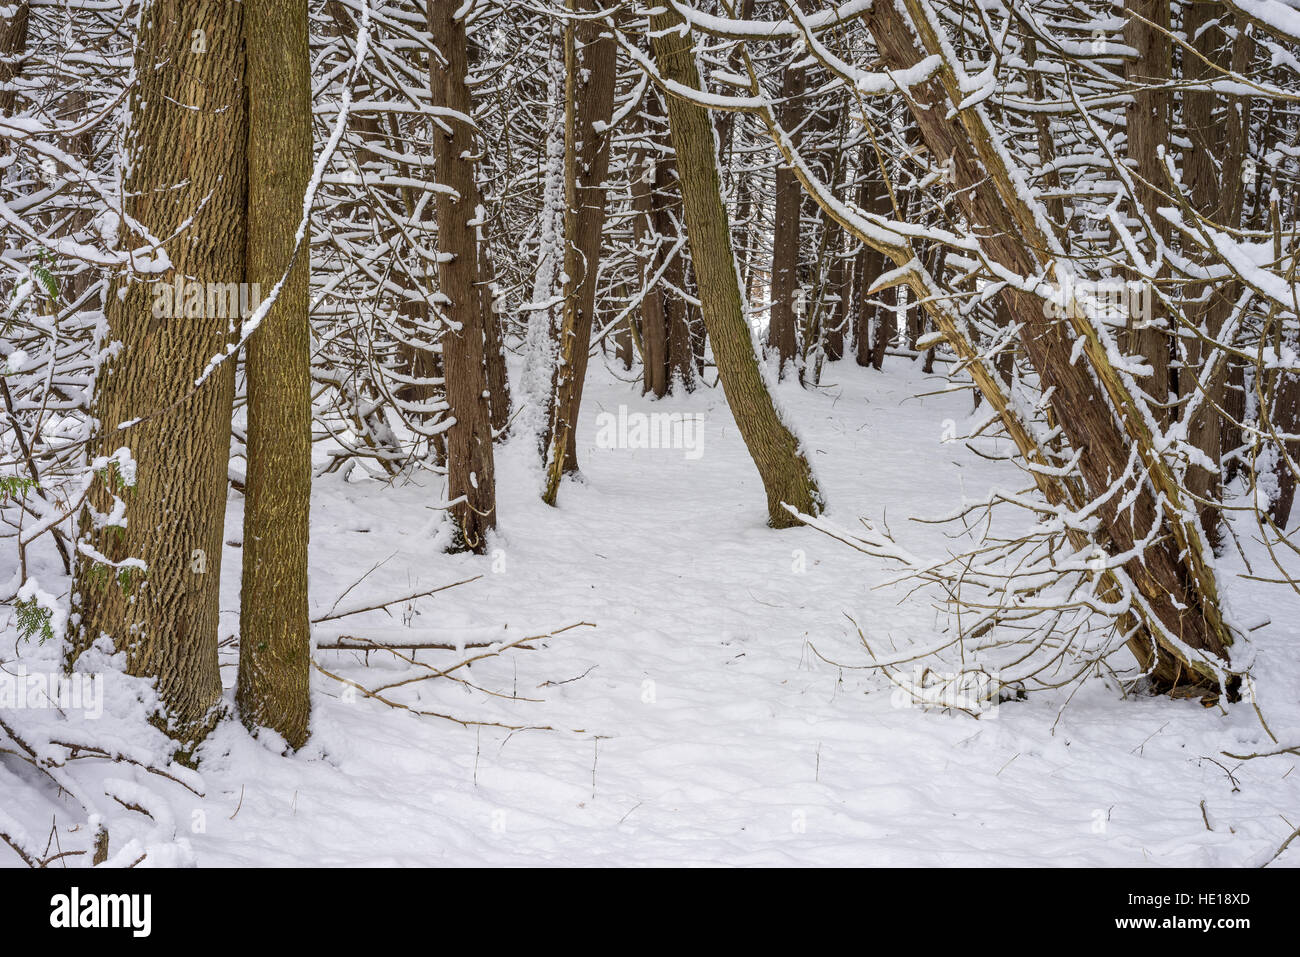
top-left (312, 575), bottom-right (482, 624)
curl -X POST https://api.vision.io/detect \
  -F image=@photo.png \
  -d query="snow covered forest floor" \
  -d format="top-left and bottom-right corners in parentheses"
top-left (6, 356), bottom-right (1295, 867)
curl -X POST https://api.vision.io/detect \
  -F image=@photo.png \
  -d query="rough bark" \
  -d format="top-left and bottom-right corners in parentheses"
top-left (236, 0), bottom-right (312, 750)
top-left (70, 0), bottom-right (245, 755)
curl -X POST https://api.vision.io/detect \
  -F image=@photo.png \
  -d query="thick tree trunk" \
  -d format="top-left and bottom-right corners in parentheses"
top-left (428, 0), bottom-right (497, 552)
top-left (236, 0), bottom-right (312, 750)
top-left (70, 0), bottom-right (245, 756)
top-left (648, 7), bottom-right (822, 527)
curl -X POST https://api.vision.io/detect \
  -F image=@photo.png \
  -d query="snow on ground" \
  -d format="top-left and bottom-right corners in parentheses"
top-left (4, 356), bottom-right (1298, 866)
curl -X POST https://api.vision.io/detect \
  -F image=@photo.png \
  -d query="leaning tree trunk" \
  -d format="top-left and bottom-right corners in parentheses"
top-left (860, 0), bottom-right (1234, 693)
top-left (428, 0), bottom-right (497, 553)
top-left (542, 0), bottom-right (617, 501)
top-left (648, 7), bottom-right (822, 527)
top-left (70, 0), bottom-right (246, 757)
top-left (236, 0), bottom-right (313, 750)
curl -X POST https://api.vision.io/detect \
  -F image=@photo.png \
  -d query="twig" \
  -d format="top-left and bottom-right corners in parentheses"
top-left (313, 575), bottom-right (482, 623)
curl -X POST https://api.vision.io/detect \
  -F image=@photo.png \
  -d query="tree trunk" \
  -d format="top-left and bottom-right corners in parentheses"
top-left (1182, 3), bottom-right (1251, 544)
top-left (631, 108), bottom-right (669, 398)
top-left (648, 7), bottom-right (823, 527)
top-left (863, 0), bottom-right (1233, 692)
top-left (1124, 0), bottom-right (1173, 424)
top-left (767, 63), bottom-right (804, 377)
top-left (1272, 368), bottom-right (1300, 528)
top-left (465, 34), bottom-right (511, 438)
top-left (852, 154), bottom-right (892, 368)
top-left (0, 1), bottom-right (27, 147)
top-left (822, 227), bottom-right (848, 363)
top-left (543, 0), bottom-right (617, 501)
top-left (428, 0), bottom-right (497, 552)
top-left (236, 0), bottom-right (312, 750)
top-left (70, 0), bottom-right (246, 756)
top-left (478, 242), bottom-right (511, 435)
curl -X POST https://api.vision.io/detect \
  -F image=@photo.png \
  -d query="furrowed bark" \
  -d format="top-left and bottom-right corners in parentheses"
top-left (70, 0), bottom-right (246, 755)
top-left (237, 0), bottom-right (313, 750)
